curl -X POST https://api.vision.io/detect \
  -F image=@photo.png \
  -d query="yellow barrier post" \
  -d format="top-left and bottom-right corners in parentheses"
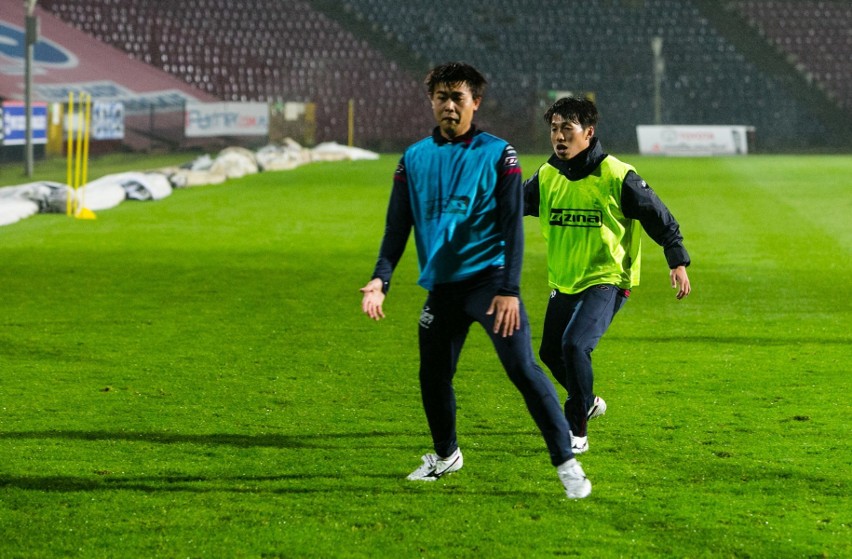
top-left (74, 97), bottom-right (84, 194)
top-left (75, 94), bottom-right (97, 219)
top-left (66, 91), bottom-right (74, 216)
top-left (66, 92), bottom-right (96, 219)
top-left (82, 93), bottom-right (91, 186)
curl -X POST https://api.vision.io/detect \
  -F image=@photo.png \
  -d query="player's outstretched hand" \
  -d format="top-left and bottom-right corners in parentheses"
top-left (670, 266), bottom-right (691, 300)
top-left (360, 278), bottom-right (386, 320)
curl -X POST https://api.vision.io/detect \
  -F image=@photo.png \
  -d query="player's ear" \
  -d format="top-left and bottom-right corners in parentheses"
top-left (585, 125), bottom-right (595, 140)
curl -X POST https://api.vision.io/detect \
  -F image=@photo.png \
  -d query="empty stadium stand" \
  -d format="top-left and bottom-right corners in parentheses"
top-left (36, 0), bottom-right (852, 152)
top-left (38, 0), bottom-right (433, 150)
top-left (730, 0), bottom-right (851, 111)
top-left (335, 0), bottom-right (851, 150)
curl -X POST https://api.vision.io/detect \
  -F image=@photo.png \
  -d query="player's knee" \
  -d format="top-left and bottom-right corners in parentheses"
top-left (539, 343), bottom-right (561, 371)
top-left (562, 337), bottom-right (591, 362)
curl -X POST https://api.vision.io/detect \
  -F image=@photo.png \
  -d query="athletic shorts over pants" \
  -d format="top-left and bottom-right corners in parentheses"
top-left (417, 267), bottom-right (574, 466)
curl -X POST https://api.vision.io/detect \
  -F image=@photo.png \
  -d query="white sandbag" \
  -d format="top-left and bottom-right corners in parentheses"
top-left (138, 172), bottom-right (173, 200)
top-left (0, 184), bottom-right (28, 200)
top-left (255, 139), bottom-right (311, 171)
top-left (6, 181), bottom-right (73, 213)
top-left (166, 168), bottom-right (228, 188)
top-left (211, 146), bottom-right (259, 179)
top-left (83, 171), bottom-right (172, 201)
top-left (188, 154), bottom-right (214, 171)
top-left (76, 180), bottom-right (126, 211)
top-left (0, 197), bottom-right (39, 226)
top-left (310, 142), bottom-right (380, 162)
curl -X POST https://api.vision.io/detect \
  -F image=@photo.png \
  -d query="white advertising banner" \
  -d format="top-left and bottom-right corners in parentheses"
top-left (636, 125), bottom-right (753, 156)
top-left (185, 102), bottom-right (269, 137)
top-left (91, 101), bottom-right (125, 140)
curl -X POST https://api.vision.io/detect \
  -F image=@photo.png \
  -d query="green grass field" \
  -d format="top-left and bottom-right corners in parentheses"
top-left (0, 152), bottom-right (849, 558)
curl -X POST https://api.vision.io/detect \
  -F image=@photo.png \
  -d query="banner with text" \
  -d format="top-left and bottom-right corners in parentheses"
top-left (185, 102), bottom-right (269, 137)
top-left (92, 101), bottom-right (125, 140)
top-left (2, 101), bottom-right (48, 145)
top-left (636, 125), bottom-right (753, 156)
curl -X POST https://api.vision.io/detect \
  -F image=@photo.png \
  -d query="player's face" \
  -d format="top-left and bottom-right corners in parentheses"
top-left (550, 114), bottom-right (594, 160)
top-left (431, 82), bottom-right (481, 140)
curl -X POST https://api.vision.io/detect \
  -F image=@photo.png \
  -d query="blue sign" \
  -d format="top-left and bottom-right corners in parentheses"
top-left (2, 102), bottom-right (48, 146)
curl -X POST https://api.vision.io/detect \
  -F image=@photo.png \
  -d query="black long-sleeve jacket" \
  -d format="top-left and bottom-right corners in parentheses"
top-left (523, 137), bottom-right (690, 269)
top-left (371, 126), bottom-right (525, 295)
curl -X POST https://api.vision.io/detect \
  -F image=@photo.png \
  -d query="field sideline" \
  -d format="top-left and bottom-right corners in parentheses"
top-left (0, 153), bottom-right (849, 558)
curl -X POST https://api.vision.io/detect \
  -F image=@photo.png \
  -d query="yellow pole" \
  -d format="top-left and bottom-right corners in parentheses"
top-left (66, 91), bottom-right (74, 216)
top-left (74, 96), bottom-right (84, 193)
top-left (73, 93), bottom-right (97, 220)
top-left (347, 99), bottom-right (354, 147)
top-left (82, 93), bottom-right (91, 186)
top-left (305, 102), bottom-right (316, 145)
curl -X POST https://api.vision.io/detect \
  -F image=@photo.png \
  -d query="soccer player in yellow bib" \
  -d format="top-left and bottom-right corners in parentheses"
top-left (523, 97), bottom-right (692, 455)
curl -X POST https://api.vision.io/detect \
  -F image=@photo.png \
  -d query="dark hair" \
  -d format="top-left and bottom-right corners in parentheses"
top-left (425, 62), bottom-right (487, 99)
top-left (544, 97), bottom-right (598, 128)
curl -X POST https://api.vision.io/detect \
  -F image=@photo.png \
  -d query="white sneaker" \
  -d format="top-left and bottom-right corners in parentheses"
top-left (588, 396), bottom-right (607, 420)
top-left (557, 458), bottom-right (592, 499)
top-left (571, 434), bottom-right (589, 455)
top-left (567, 397), bottom-right (603, 455)
top-left (406, 448), bottom-right (463, 481)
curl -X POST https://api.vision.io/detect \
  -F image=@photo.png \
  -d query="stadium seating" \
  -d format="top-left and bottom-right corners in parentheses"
top-left (36, 0), bottom-right (851, 152)
top-left (338, 0), bottom-right (838, 150)
top-left (730, 1), bottom-right (852, 110)
top-left (37, 0), bottom-right (431, 149)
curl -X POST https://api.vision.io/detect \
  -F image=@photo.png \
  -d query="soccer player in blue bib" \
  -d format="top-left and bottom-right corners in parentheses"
top-left (361, 63), bottom-right (591, 498)
top-left (524, 96), bottom-right (692, 455)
